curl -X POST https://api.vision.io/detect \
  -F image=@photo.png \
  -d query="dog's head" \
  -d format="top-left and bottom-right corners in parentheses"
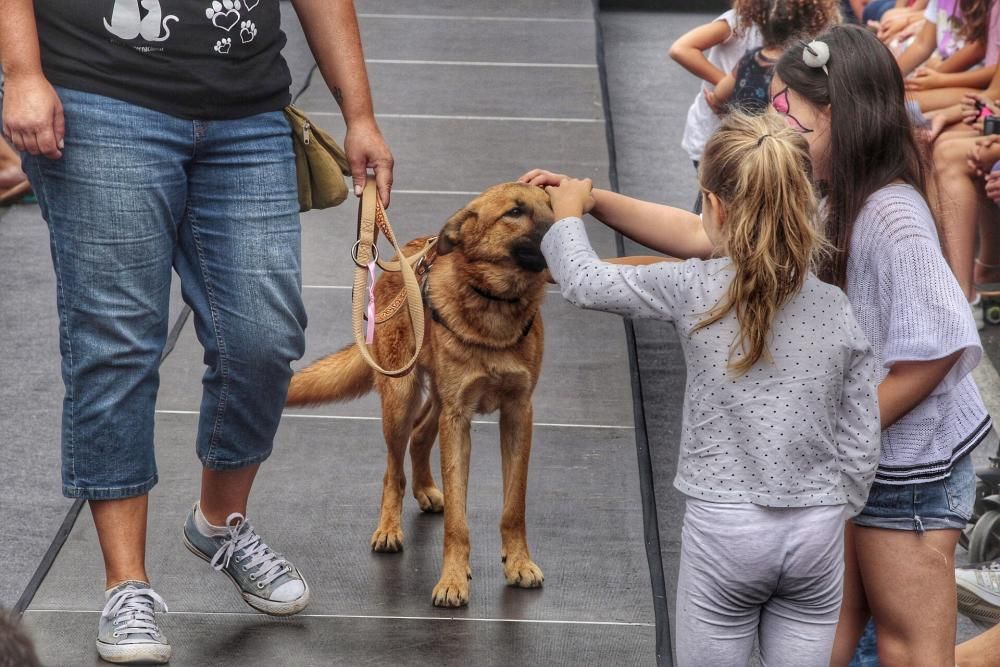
top-left (436, 182), bottom-right (554, 273)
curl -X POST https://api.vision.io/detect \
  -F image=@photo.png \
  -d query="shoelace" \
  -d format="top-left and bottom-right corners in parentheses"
top-left (101, 586), bottom-right (167, 639)
top-left (967, 561), bottom-right (1000, 593)
top-left (210, 513), bottom-right (292, 589)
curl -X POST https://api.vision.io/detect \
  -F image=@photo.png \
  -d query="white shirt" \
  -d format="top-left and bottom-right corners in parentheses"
top-left (542, 217), bottom-right (880, 512)
top-left (680, 11), bottom-right (762, 163)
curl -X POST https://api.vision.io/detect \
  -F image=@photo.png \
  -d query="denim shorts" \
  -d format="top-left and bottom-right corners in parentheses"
top-left (852, 453), bottom-right (976, 531)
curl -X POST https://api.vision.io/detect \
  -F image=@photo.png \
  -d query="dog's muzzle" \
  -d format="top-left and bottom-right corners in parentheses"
top-left (510, 230), bottom-right (548, 273)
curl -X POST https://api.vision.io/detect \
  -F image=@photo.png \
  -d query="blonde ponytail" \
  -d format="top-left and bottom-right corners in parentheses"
top-left (693, 111), bottom-right (827, 374)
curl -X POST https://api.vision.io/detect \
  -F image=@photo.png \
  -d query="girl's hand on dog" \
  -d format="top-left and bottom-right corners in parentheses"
top-left (544, 177), bottom-right (594, 221)
top-left (519, 169), bottom-right (570, 188)
top-left (520, 169), bottom-right (596, 218)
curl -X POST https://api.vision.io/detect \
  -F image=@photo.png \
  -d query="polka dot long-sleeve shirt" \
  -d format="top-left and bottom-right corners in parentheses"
top-left (541, 217), bottom-right (880, 513)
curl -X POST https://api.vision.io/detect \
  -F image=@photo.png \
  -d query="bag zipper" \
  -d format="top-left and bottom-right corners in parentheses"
top-left (303, 121), bottom-right (311, 145)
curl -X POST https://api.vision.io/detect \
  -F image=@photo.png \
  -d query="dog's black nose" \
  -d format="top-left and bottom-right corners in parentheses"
top-left (510, 238), bottom-right (547, 272)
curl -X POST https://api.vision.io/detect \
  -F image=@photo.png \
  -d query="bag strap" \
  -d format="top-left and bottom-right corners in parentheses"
top-left (352, 180), bottom-right (427, 377)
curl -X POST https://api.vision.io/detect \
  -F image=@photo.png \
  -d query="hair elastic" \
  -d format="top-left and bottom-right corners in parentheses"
top-left (802, 40), bottom-right (830, 76)
top-left (756, 134), bottom-right (771, 147)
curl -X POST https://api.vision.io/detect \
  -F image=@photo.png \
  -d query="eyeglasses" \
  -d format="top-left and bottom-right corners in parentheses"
top-left (770, 86), bottom-right (814, 134)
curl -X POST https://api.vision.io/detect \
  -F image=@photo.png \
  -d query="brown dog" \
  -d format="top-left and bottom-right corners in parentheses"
top-left (286, 182), bottom-right (553, 607)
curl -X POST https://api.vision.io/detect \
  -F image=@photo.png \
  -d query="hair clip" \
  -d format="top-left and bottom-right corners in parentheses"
top-left (756, 134), bottom-right (771, 147)
top-left (802, 40), bottom-right (830, 76)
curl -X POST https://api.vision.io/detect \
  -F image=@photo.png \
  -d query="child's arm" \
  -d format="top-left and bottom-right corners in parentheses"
top-left (836, 308), bottom-right (881, 512)
top-left (539, 177), bottom-right (692, 320)
top-left (897, 21), bottom-right (938, 76)
top-left (931, 40), bottom-right (987, 74)
top-left (877, 352), bottom-right (962, 428)
top-left (520, 169), bottom-right (715, 259)
top-left (668, 18), bottom-right (735, 86)
top-left (711, 71), bottom-right (736, 106)
top-left (907, 63), bottom-right (996, 91)
top-left (541, 217), bottom-right (689, 321)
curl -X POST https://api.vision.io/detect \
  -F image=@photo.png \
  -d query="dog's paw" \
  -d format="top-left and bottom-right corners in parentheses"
top-left (371, 526), bottom-right (404, 553)
top-left (431, 570), bottom-right (472, 607)
top-left (503, 556), bottom-right (544, 588)
top-left (413, 485), bottom-right (444, 513)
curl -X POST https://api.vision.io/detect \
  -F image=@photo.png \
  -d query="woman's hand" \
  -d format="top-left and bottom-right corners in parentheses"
top-left (2, 72), bottom-right (64, 159)
top-left (905, 66), bottom-right (943, 91)
top-left (544, 177), bottom-right (594, 221)
top-left (343, 118), bottom-right (394, 207)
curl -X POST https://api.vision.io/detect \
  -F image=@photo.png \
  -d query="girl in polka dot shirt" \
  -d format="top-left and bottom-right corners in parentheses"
top-left (524, 111), bottom-right (880, 666)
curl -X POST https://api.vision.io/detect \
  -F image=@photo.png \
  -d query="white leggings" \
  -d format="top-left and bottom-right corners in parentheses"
top-left (675, 499), bottom-right (847, 667)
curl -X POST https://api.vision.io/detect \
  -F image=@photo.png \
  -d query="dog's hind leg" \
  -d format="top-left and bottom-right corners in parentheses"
top-left (409, 396), bottom-right (443, 513)
top-left (431, 408), bottom-right (474, 607)
top-left (371, 375), bottom-right (421, 553)
top-left (498, 398), bottom-right (544, 589)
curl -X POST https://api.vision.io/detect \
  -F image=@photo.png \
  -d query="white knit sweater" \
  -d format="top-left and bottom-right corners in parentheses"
top-left (847, 184), bottom-right (991, 483)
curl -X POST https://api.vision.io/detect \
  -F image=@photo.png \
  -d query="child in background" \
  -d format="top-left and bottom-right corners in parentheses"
top-left (905, 0), bottom-right (1000, 114)
top-left (525, 111), bottom-right (880, 666)
top-left (670, 2), bottom-right (762, 212)
top-left (710, 0), bottom-right (840, 114)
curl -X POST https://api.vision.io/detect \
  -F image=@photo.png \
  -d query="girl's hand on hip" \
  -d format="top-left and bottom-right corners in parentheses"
top-left (545, 177), bottom-right (593, 220)
top-left (3, 73), bottom-right (64, 159)
top-left (344, 118), bottom-right (394, 208)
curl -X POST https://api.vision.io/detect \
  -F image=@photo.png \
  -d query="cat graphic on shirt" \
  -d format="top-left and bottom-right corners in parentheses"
top-left (104, 0), bottom-right (178, 42)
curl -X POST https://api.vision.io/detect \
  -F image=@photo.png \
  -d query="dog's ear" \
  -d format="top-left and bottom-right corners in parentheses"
top-left (437, 208), bottom-right (475, 255)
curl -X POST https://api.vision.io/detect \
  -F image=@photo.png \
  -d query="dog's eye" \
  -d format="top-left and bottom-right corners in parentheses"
top-left (505, 207), bottom-right (524, 218)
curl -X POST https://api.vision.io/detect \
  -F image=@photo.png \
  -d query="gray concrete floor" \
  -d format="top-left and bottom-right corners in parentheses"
top-left (3, 3), bottom-right (999, 666)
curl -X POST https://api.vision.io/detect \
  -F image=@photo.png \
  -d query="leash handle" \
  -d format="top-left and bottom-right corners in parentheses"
top-left (352, 180), bottom-right (426, 377)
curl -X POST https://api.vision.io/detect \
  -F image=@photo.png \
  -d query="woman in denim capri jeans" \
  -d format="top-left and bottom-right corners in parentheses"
top-left (0, 0), bottom-right (393, 662)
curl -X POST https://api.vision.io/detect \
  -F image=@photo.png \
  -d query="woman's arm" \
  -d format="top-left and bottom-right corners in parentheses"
top-left (0, 0), bottom-right (63, 159)
top-left (290, 0), bottom-right (394, 205)
top-left (668, 19), bottom-right (734, 86)
top-left (897, 21), bottom-right (938, 76)
top-left (877, 352), bottom-right (962, 428)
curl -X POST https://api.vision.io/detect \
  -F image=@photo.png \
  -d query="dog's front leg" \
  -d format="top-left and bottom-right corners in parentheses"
top-left (431, 408), bottom-right (473, 607)
top-left (499, 398), bottom-right (543, 588)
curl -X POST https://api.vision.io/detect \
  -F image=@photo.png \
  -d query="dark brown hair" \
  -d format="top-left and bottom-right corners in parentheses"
top-left (735, 0), bottom-right (841, 48)
top-left (775, 25), bottom-right (934, 287)
top-left (958, 0), bottom-right (995, 44)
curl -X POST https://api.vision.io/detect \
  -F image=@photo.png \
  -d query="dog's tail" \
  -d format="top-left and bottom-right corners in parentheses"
top-left (286, 344), bottom-right (375, 407)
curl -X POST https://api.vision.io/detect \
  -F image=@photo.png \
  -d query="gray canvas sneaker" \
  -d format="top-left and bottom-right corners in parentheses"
top-left (96, 581), bottom-right (171, 664)
top-left (182, 504), bottom-right (310, 616)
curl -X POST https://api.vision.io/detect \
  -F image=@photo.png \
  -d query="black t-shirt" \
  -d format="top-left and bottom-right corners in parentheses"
top-left (34, 0), bottom-right (292, 120)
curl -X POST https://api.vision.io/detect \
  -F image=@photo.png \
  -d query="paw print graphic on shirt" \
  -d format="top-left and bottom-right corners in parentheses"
top-left (243, 0), bottom-right (260, 10)
top-left (240, 21), bottom-right (257, 44)
top-left (205, 0), bottom-right (242, 32)
top-left (214, 37), bottom-right (231, 54)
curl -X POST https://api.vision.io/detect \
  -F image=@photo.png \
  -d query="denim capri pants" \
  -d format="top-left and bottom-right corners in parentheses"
top-left (22, 87), bottom-right (307, 500)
